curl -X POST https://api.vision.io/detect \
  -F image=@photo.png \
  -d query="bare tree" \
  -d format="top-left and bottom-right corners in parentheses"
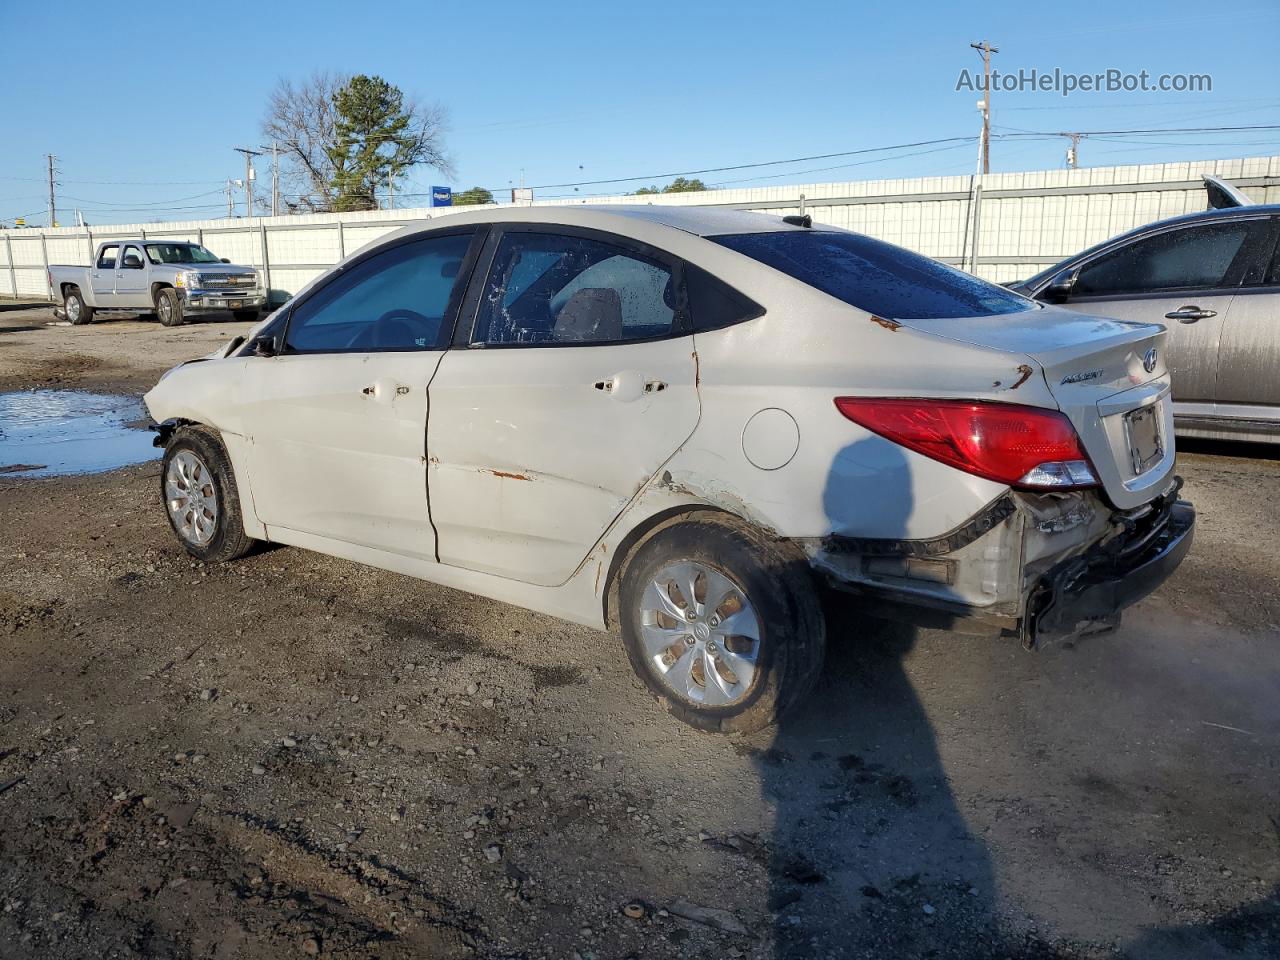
top-left (261, 71), bottom-right (346, 212)
top-left (262, 72), bottom-right (453, 213)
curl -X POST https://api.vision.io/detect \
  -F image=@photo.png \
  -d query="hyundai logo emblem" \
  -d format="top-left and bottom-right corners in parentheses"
top-left (1142, 347), bottom-right (1158, 373)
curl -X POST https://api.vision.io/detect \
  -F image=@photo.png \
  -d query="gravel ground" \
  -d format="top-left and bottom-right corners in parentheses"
top-left (1, 303), bottom-right (1278, 959)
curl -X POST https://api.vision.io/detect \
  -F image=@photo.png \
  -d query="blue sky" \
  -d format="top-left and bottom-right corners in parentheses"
top-left (2, 0), bottom-right (1278, 224)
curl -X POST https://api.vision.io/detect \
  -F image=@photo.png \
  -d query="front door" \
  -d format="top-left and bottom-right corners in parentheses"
top-left (427, 227), bottom-right (700, 587)
top-left (239, 230), bottom-right (477, 559)
top-left (1215, 219), bottom-right (1280, 420)
top-left (116, 244), bottom-right (147, 307)
top-left (91, 244), bottom-right (119, 305)
top-left (1054, 218), bottom-right (1272, 409)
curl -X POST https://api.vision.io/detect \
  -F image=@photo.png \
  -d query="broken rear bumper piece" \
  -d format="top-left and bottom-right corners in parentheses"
top-left (803, 478), bottom-right (1195, 647)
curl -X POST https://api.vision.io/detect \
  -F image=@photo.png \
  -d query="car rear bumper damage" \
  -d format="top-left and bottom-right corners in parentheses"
top-left (803, 479), bottom-right (1194, 647)
top-left (1028, 495), bottom-right (1194, 642)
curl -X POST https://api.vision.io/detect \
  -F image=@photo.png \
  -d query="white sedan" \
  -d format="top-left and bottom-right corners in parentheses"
top-left (145, 205), bottom-right (1194, 732)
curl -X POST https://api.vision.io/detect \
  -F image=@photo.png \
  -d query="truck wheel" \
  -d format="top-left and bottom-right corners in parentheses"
top-left (161, 426), bottom-right (255, 563)
top-left (155, 287), bottom-right (185, 327)
top-left (64, 286), bottom-right (93, 325)
top-left (618, 514), bottom-right (826, 733)
top-left (232, 309), bottom-right (260, 323)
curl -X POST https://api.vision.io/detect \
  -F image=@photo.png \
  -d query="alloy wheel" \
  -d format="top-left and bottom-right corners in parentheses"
top-left (638, 561), bottom-right (762, 707)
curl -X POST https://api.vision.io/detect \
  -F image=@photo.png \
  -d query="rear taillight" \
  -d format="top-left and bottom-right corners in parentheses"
top-left (834, 397), bottom-right (1098, 490)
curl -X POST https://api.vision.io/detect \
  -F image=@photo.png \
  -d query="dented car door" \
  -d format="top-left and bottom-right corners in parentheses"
top-left (240, 231), bottom-right (476, 559)
top-left (426, 227), bottom-right (700, 587)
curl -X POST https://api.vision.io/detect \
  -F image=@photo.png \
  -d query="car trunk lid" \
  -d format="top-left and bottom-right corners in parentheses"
top-left (900, 306), bottom-right (1175, 509)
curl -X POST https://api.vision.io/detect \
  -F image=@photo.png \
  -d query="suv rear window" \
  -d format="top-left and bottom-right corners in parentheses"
top-left (712, 230), bottom-right (1032, 320)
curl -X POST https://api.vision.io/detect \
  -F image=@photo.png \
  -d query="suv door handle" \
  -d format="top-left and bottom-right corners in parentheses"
top-left (1164, 306), bottom-right (1217, 323)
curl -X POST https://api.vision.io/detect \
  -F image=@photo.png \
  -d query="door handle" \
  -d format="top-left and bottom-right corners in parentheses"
top-left (592, 371), bottom-right (665, 403)
top-left (361, 381), bottom-right (411, 402)
top-left (1164, 306), bottom-right (1217, 324)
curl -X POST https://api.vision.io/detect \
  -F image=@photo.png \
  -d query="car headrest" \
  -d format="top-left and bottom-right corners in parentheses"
top-left (553, 287), bottom-right (623, 342)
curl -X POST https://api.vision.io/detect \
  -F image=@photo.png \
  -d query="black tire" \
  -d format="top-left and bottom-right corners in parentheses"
top-left (64, 286), bottom-right (93, 325)
top-left (155, 287), bottom-right (185, 326)
top-left (160, 426), bottom-right (255, 563)
top-left (619, 514), bottom-right (826, 733)
top-left (232, 309), bottom-right (260, 323)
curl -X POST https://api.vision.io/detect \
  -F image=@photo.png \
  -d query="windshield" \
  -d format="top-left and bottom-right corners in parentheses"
top-left (712, 230), bottom-right (1034, 320)
top-left (144, 243), bottom-right (223, 265)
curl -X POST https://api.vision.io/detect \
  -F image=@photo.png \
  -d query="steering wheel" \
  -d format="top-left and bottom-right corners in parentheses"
top-left (348, 309), bottom-right (434, 350)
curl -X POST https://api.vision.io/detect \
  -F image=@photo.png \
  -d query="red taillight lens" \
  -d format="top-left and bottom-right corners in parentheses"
top-left (834, 397), bottom-right (1098, 490)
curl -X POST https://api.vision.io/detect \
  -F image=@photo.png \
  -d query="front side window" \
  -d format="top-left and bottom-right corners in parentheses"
top-left (285, 233), bottom-right (472, 353)
top-left (713, 230), bottom-right (1031, 320)
top-left (121, 245), bottom-right (145, 269)
top-left (1073, 221), bottom-right (1259, 297)
top-left (96, 245), bottom-right (119, 270)
top-left (473, 232), bottom-right (676, 345)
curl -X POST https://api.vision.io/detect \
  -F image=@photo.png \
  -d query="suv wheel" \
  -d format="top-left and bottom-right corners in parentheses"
top-left (619, 514), bottom-right (825, 733)
top-left (161, 427), bottom-right (255, 563)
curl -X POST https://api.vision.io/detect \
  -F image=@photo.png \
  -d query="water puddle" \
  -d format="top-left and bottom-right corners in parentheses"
top-left (0, 390), bottom-right (159, 477)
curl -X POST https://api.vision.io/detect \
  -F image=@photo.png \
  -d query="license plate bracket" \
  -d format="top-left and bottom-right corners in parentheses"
top-left (1124, 403), bottom-right (1163, 475)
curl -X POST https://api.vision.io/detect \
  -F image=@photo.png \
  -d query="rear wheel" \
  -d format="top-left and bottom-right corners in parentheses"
top-left (160, 427), bottom-right (255, 563)
top-left (619, 514), bottom-right (825, 733)
top-left (155, 287), bottom-right (184, 326)
top-left (63, 286), bottom-right (92, 325)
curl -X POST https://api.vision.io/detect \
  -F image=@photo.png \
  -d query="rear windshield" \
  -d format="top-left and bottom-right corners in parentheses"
top-left (712, 230), bottom-right (1033, 320)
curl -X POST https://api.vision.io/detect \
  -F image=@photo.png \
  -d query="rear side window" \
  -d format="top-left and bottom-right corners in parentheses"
top-left (712, 231), bottom-right (1031, 320)
top-left (97, 245), bottom-right (119, 269)
top-left (685, 265), bottom-right (763, 332)
top-left (1074, 220), bottom-right (1260, 296)
top-left (473, 232), bottom-right (676, 345)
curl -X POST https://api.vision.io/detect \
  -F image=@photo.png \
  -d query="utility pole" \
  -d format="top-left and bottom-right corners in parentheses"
top-left (234, 147), bottom-right (263, 217)
top-left (46, 154), bottom-right (58, 228)
top-left (270, 141), bottom-right (280, 217)
top-left (1065, 132), bottom-right (1083, 168)
top-left (225, 179), bottom-right (235, 217)
top-left (969, 41), bottom-right (998, 174)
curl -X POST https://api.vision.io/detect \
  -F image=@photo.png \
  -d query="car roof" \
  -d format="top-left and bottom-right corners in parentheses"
top-left (405, 203), bottom-right (813, 239)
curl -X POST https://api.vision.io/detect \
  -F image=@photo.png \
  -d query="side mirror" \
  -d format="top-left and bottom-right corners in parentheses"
top-left (251, 335), bottom-right (280, 358)
top-left (1041, 268), bottom-right (1077, 304)
top-left (220, 257), bottom-right (231, 264)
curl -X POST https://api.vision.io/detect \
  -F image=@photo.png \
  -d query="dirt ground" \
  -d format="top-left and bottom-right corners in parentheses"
top-left (1, 302), bottom-right (1278, 960)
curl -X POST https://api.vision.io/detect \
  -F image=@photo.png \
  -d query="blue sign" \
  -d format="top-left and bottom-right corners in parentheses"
top-left (431, 186), bottom-right (452, 207)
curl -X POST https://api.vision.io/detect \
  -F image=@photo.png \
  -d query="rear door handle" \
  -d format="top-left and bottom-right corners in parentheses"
top-left (592, 370), bottom-right (666, 403)
top-left (362, 380), bottom-right (411, 402)
top-left (1164, 306), bottom-right (1217, 323)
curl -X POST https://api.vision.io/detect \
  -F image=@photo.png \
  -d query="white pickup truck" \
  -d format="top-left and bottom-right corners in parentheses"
top-left (49, 240), bottom-right (264, 326)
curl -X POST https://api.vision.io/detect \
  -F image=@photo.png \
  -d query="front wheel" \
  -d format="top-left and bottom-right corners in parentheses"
top-left (619, 515), bottom-right (825, 733)
top-left (155, 287), bottom-right (185, 326)
top-left (161, 427), bottom-right (255, 563)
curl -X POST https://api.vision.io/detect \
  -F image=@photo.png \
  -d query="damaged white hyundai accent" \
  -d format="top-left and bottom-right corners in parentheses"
top-left (145, 206), bottom-right (1194, 732)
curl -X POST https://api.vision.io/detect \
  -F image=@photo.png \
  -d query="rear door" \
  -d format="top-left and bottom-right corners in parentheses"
top-left (91, 244), bottom-right (119, 305)
top-left (426, 226), bottom-right (700, 586)
top-left (1052, 217), bottom-right (1270, 412)
top-left (239, 229), bottom-right (478, 559)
